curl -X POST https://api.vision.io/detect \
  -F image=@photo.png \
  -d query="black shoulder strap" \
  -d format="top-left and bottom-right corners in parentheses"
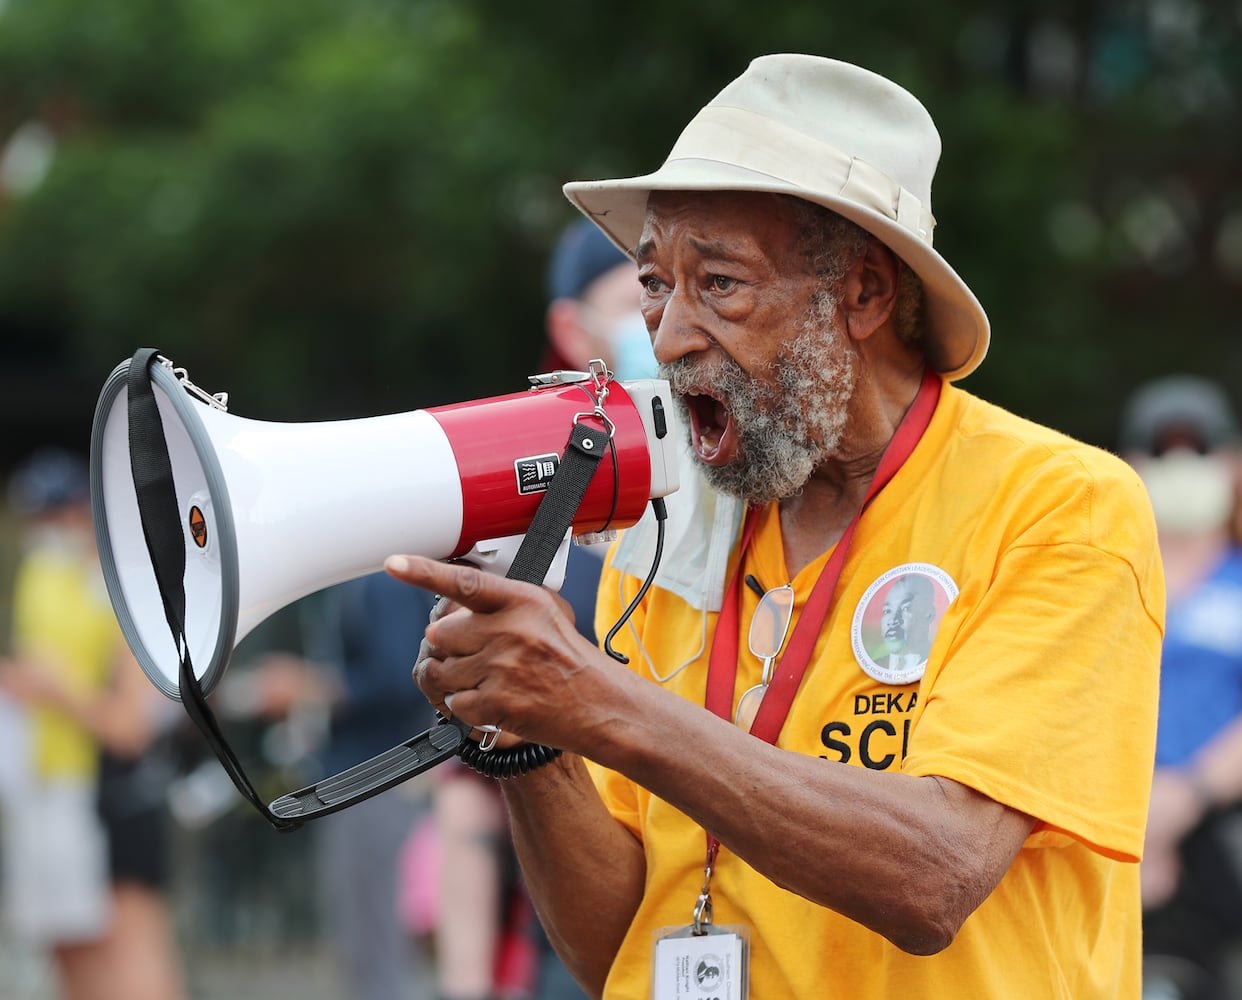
top-left (127, 348), bottom-right (302, 829)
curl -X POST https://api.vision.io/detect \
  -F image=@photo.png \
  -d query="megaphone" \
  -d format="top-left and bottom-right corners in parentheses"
top-left (90, 353), bottom-right (680, 703)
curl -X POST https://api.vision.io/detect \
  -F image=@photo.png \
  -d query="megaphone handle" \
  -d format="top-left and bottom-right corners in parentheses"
top-left (267, 716), bottom-right (472, 822)
top-left (441, 419), bottom-right (612, 778)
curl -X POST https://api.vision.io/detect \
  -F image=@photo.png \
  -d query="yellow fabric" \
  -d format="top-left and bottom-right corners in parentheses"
top-left (590, 382), bottom-right (1163, 999)
top-left (12, 550), bottom-right (120, 780)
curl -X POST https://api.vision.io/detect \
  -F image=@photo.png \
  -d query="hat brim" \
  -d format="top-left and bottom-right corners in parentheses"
top-left (565, 158), bottom-right (989, 381)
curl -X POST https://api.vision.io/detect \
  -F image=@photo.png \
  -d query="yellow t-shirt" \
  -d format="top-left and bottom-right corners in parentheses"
top-left (590, 382), bottom-right (1164, 999)
top-left (12, 549), bottom-right (121, 780)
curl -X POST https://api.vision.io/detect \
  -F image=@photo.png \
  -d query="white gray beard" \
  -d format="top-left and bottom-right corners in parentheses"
top-left (664, 294), bottom-right (857, 505)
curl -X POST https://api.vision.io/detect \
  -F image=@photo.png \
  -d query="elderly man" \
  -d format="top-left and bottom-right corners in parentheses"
top-left (389, 54), bottom-right (1163, 998)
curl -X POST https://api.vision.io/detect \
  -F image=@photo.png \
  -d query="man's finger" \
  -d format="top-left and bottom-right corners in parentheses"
top-left (384, 554), bottom-right (515, 613)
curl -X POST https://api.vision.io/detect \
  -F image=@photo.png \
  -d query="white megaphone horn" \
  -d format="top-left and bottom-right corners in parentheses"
top-left (90, 352), bottom-right (680, 703)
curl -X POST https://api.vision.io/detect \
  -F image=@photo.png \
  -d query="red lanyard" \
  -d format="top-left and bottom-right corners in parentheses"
top-left (696, 369), bottom-right (941, 877)
top-left (704, 368), bottom-right (942, 743)
top-left (695, 370), bottom-right (933, 899)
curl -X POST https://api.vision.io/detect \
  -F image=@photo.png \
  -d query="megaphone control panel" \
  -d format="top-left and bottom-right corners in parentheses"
top-left (615, 378), bottom-right (678, 501)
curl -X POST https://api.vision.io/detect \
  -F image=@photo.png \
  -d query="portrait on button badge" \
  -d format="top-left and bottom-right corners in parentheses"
top-left (851, 563), bottom-right (958, 685)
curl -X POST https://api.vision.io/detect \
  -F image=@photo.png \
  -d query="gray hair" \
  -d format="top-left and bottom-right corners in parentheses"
top-left (786, 196), bottom-right (926, 350)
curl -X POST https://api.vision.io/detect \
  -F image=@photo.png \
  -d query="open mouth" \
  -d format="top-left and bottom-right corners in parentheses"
top-left (684, 392), bottom-right (735, 464)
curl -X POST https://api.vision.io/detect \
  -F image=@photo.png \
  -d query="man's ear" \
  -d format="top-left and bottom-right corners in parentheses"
top-left (839, 240), bottom-right (899, 343)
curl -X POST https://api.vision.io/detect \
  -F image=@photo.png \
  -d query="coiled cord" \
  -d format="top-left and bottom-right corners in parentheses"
top-left (457, 732), bottom-right (562, 779)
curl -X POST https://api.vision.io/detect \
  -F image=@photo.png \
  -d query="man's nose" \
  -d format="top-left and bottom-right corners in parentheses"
top-left (651, 290), bottom-right (712, 364)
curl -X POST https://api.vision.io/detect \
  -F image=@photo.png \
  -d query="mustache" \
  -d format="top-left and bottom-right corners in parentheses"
top-left (659, 355), bottom-right (748, 397)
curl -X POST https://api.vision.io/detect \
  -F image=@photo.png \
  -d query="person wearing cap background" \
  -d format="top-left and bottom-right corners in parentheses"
top-left (534, 217), bottom-right (651, 1000)
top-left (426, 218), bottom-right (646, 1000)
top-left (0, 447), bottom-right (186, 1000)
top-left (541, 216), bottom-right (657, 384)
top-left (1120, 376), bottom-right (1242, 999)
top-left (539, 217), bottom-right (654, 639)
top-left (388, 54), bottom-right (1163, 998)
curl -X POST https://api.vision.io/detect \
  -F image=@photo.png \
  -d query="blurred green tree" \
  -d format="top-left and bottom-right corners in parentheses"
top-left (0, 0), bottom-right (1238, 463)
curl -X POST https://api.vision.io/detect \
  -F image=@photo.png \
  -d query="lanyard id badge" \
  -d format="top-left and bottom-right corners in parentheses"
top-left (653, 924), bottom-right (749, 1000)
top-left (652, 839), bottom-right (750, 999)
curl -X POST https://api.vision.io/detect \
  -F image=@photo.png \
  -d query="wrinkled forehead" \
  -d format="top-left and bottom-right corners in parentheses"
top-left (637, 190), bottom-right (807, 262)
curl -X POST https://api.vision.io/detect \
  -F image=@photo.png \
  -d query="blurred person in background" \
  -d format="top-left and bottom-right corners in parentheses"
top-left (0, 446), bottom-right (186, 1000)
top-left (430, 216), bottom-right (649, 1000)
top-left (540, 214), bottom-right (658, 634)
top-left (241, 219), bottom-right (649, 1000)
top-left (540, 215), bottom-right (658, 381)
top-left (243, 572), bottom-right (440, 1000)
top-left (1121, 376), bottom-right (1242, 1000)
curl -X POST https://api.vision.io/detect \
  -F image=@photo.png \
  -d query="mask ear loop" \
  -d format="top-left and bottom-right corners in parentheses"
top-left (603, 496), bottom-right (668, 663)
top-left (587, 361), bottom-right (645, 637)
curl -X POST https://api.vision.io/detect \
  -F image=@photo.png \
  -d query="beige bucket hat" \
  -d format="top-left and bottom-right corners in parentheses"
top-left (564, 53), bottom-right (990, 381)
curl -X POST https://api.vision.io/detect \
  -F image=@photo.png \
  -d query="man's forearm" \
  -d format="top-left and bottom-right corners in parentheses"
top-left (501, 752), bottom-right (646, 997)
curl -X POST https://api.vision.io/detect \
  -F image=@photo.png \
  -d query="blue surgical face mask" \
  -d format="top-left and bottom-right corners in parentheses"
top-left (608, 311), bottom-right (658, 381)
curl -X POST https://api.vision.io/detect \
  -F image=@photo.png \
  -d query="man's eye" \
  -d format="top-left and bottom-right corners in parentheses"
top-left (641, 275), bottom-right (665, 294)
top-left (710, 275), bottom-right (737, 292)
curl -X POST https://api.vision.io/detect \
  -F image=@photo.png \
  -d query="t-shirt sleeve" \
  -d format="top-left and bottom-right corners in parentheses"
top-left (902, 454), bottom-right (1164, 863)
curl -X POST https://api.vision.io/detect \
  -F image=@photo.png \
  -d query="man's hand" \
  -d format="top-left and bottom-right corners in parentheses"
top-left (388, 554), bottom-right (600, 754)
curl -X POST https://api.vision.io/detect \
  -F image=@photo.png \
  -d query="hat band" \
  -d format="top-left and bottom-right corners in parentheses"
top-left (665, 106), bottom-right (936, 245)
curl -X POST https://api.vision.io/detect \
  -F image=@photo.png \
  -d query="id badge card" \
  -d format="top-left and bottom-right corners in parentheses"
top-left (652, 924), bottom-right (749, 1000)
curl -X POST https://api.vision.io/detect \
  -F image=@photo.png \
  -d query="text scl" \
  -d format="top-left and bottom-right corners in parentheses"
top-left (819, 690), bottom-right (919, 769)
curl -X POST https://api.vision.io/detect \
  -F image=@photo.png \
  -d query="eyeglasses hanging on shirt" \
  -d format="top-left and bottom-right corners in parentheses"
top-left (734, 579), bottom-right (795, 732)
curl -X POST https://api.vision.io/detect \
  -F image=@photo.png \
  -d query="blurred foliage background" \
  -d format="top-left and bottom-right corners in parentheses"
top-left (0, 0), bottom-right (1239, 463)
top-left (0, 2), bottom-right (1239, 987)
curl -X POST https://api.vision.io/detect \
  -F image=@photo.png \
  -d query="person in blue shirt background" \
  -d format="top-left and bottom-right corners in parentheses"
top-left (244, 218), bottom-right (652, 1000)
top-left (1122, 375), bottom-right (1242, 1000)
